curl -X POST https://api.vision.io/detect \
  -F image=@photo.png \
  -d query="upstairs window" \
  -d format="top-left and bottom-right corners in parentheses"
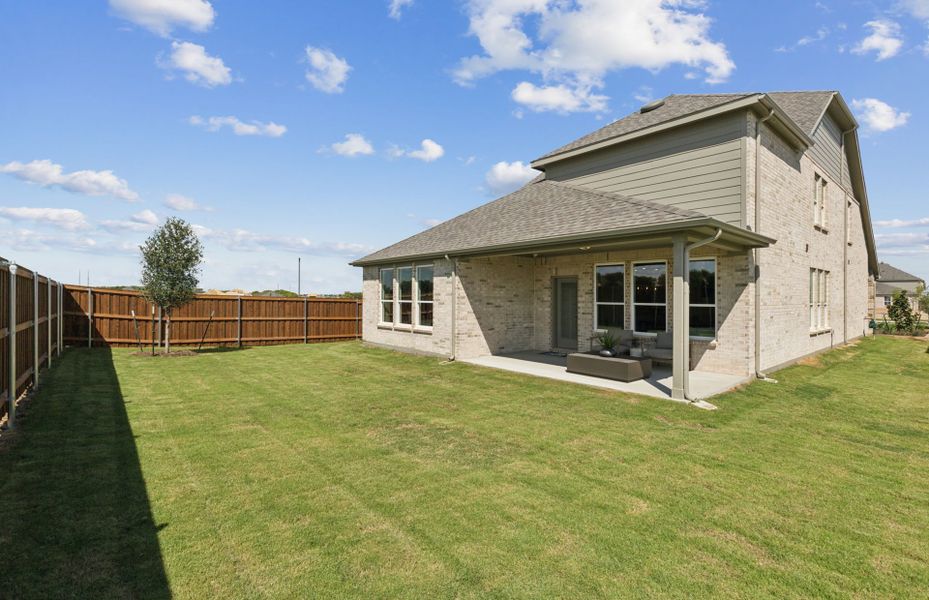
top-left (814, 173), bottom-right (828, 230)
top-left (595, 264), bottom-right (625, 329)
top-left (633, 262), bottom-right (667, 333)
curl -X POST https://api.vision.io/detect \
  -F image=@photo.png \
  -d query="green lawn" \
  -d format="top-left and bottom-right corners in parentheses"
top-left (1, 337), bottom-right (928, 598)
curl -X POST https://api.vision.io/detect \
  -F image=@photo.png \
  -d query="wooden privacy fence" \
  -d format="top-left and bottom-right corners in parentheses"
top-left (1, 257), bottom-right (64, 430)
top-left (63, 286), bottom-right (362, 348)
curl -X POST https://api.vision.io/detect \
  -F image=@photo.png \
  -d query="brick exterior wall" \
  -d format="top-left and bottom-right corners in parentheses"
top-left (746, 112), bottom-right (872, 372)
top-left (360, 108), bottom-right (875, 379)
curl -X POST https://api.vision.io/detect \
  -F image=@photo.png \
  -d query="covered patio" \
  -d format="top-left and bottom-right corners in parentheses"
top-left (461, 351), bottom-right (749, 406)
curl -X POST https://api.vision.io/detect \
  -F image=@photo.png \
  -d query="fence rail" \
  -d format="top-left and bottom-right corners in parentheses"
top-left (1, 257), bottom-right (63, 430)
top-left (62, 286), bottom-right (362, 348)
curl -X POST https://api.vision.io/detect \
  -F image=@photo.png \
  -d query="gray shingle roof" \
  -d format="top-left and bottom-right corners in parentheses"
top-left (536, 91), bottom-right (837, 162)
top-left (536, 94), bottom-right (754, 161)
top-left (767, 91), bottom-right (836, 135)
top-left (353, 179), bottom-right (705, 265)
top-left (878, 262), bottom-right (923, 282)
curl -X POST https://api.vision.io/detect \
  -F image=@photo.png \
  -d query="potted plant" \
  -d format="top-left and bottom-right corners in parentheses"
top-left (595, 330), bottom-right (617, 357)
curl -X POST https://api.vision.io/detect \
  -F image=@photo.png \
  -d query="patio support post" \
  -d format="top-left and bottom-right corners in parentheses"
top-left (671, 234), bottom-right (689, 401)
top-left (33, 272), bottom-right (39, 389)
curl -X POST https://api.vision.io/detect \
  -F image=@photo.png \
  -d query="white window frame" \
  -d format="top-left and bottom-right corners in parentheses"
top-left (810, 268), bottom-right (830, 332)
top-left (689, 257), bottom-right (717, 341)
top-left (395, 265), bottom-right (414, 329)
top-left (415, 264), bottom-right (434, 330)
top-left (593, 262), bottom-right (625, 330)
top-left (378, 267), bottom-right (394, 326)
top-left (632, 260), bottom-right (668, 335)
top-left (814, 173), bottom-right (828, 230)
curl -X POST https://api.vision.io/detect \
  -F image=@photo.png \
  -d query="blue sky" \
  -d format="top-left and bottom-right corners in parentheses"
top-left (2, 0), bottom-right (928, 292)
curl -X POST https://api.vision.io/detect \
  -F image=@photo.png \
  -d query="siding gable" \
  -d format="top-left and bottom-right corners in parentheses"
top-left (543, 112), bottom-right (745, 225)
top-left (809, 111), bottom-right (851, 189)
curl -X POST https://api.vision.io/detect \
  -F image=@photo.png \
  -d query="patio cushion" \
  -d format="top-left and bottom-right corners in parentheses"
top-left (645, 347), bottom-right (673, 361)
top-left (655, 332), bottom-right (673, 349)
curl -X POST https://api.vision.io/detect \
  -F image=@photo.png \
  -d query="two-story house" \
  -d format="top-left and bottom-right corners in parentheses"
top-left (351, 91), bottom-right (878, 402)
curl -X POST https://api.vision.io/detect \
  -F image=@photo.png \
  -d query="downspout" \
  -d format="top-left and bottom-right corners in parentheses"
top-left (840, 125), bottom-right (856, 344)
top-left (754, 107), bottom-right (775, 381)
top-left (683, 228), bottom-right (723, 402)
top-left (445, 254), bottom-right (457, 361)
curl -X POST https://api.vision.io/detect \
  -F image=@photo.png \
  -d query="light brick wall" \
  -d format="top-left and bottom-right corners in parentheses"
top-left (361, 259), bottom-right (454, 357)
top-left (746, 112), bottom-right (872, 371)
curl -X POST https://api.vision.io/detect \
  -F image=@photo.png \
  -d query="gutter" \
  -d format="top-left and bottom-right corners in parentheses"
top-left (841, 124), bottom-right (856, 343)
top-left (351, 219), bottom-right (775, 267)
top-left (755, 107), bottom-right (776, 381)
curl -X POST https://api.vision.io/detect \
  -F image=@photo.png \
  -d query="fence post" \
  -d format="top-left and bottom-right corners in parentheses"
top-left (157, 305), bottom-right (162, 349)
top-left (356, 300), bottom-right (361, 339)
top-left (303, 296), bottom-right (308, 344)
top-left (8, 264), bottom-right (17, 429)
top-left (47, 279), bottom-right (52, 367)
top-left (237, 296), bottom-right (242, 348)
top-left (57, 285), bottom-right (63, 356)
top-left (87, 287), bottom-right (93, 348)
top-left (33, 273), bottom-right (39, 390)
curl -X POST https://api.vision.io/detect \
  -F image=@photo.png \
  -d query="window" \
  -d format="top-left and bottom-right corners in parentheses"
top-left (883, 296), bottom-right (892, 307)
top-left (379, 268), bottom-right (394, 323)
top-left (810, 268), bottom-right (830, 331)
top-left (595, 264), bottom-right (625, 329)
top-left (633, 262), bottom-right (667, 333)
top-left (397, 267), bottom-right (413, 325)
top-left (690, 258), bottom-right (716, 338)
top-left (416, 265), bottom-right (434, 328)
top-left (814, 173), bottom-right (827, 229)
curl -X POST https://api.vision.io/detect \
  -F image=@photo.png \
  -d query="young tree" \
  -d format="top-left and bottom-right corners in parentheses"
top-left (887, 289), bottom-right (916, 334)
top-left (140, 217), bottom-right (204, 353)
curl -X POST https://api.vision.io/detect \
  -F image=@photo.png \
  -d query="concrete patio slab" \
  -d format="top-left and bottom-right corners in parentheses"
top-left (460, 351), bottom-right (749, 406)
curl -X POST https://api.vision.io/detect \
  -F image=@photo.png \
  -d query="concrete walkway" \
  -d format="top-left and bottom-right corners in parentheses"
top-left (461, 351), bottom-right (749, 406)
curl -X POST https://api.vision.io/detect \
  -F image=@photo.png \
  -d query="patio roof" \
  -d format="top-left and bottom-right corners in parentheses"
top-left (352, 179), bottom-right (774, 266)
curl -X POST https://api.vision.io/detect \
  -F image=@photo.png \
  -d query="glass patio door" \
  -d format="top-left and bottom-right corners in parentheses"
top-left (554, 278), bottom-right (578, 350)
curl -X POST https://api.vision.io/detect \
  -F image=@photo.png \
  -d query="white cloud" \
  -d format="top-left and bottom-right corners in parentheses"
top-left (0, 159), bottom-right (140, 202)
top-left (485, 160), bottom-right (538, 195)
top-left (851, 98), bottom-right (910, 132)
top-left (776, 26), bottom-right (830, 52)
top-left (511, 81), bottom-right (608, 113)
top-left (875, 217), bottom-right (929, 228)
top-left (388, 0), bottom-right (414, 19)
top-left (453, 0), bottom-right (735, 113)
top-left (189, 115), bottom-right (286, 137)
top-left (109, 0), bottom-right (215, 36)
top-left (101, 209), bottom-right (161, 233)
top-left (876, 232), bottom-right (929, 247)
top-left (163, 193), bottom-right (206, 211)
top-left (304, 46), bottom-right (351, 93)
top-left (901, 0), bottom-right (929, 20)
top-left (328, 133), bottom-right (375, 157)
top-left (852, 20), bottom-right (903, 61)
top-left (0, 227), bottom-right (138, 255)
top-left (195, 226), bottom-right (370, 256)
top-left (0, 207), bottom-right (90, 231)
top-left (391, 139), bottom-right (445, 162)
top-left (162, 41), bottom-right (232, 87)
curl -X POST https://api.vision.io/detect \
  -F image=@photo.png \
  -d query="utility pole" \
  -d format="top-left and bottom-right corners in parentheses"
top-left (298, 257), bottom-right (302, 296)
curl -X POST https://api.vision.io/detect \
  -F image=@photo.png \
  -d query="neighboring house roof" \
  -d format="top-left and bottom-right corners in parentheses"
top-left (878, 262), bottom-right (923, 283)
top-left (875, 282), bottom-right (913, 296)
top-left (352, 179), bottom-right (770, 266)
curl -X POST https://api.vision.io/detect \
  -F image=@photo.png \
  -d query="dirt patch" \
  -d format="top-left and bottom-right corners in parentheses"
top-left (797, 354), bottom-right (824, 368)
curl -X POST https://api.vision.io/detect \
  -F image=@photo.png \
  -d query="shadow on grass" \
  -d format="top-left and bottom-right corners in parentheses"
top-left (193, 345), bottom-right (252, 354)
top-left (0, 348), bottom-right (170, 599)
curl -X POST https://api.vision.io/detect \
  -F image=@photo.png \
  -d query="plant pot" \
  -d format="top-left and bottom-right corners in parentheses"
top-left (599, 349), bottom-right (614, 357)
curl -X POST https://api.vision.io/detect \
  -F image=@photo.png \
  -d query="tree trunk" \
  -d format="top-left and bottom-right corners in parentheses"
top-left (165, 309), bottom-right (171, 355)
